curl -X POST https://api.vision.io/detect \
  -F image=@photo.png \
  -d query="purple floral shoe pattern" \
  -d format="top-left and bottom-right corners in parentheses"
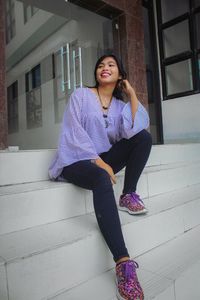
top-left (119, 192), bottom-right (148, 215)
top-left (116, 260), bottom-right (144, 300)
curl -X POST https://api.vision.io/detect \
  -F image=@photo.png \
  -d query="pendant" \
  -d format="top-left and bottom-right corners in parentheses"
top-left (103, 114), bottom-right (109, 128)
top-left (105, 119), bottom-right (109, 128)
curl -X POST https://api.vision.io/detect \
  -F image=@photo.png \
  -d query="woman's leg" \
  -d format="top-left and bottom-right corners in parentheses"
top-left (100, 129), bottom-right (152, 194)
top-left (61, 160), bottom-right (129, 262)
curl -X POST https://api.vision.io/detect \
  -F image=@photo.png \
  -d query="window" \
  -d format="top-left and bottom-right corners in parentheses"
top-left (25, 65), bottom-right (42, 129)
top-left (53, 49), bottom-right (68, 123)
top-left (53, 41), bottom-right (81, 123)
top-left (161, 0), bottom-right (189, 23)
top-left (23, 4), bottom-right (39, 23)
top-left (165, 59), bottom-right (193, 95)
top-left (157, 0), bottom-right (200, 99)
top-left (5, 0), bottom-right (16, 44)
top-left (7, 81), bottom-right (18, 133)
top-left (196, 12), bottom-right (200, 49)
top-left (195, 0), bottom-right (200, 8)
top-left (163, 20), bottom-right (191, 58)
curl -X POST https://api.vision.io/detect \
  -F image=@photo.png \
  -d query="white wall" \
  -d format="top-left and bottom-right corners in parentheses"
top-left (162, 94), bottom-right (200, 143)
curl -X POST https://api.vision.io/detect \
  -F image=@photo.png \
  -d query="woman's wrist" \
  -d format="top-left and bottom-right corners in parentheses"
top-left (91, 157), bottom-right (102, 165)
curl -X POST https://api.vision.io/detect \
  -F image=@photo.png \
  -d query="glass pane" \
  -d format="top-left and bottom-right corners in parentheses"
top-left (196, 13), bottom-right (200, 49)
top-left (32, 65), bottom-right (41, 89)
top-left (163, 20), bottom-right (190, 58)
top-left (26, 88), bottom-right (42, 129)
top-left (7, 82), bottom-right (19, 134)
top-left (6, 0), bottom-right (115, 149)
top-left (165, 59), bottom-right (193, 95)
top-left (161, 0), bottom-right (189, 23)
top-left (195, 0), bottom-right (200, 8)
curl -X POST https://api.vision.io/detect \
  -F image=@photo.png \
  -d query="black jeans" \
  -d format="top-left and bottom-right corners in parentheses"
top-left (61, 129), bottom-right (152, 262)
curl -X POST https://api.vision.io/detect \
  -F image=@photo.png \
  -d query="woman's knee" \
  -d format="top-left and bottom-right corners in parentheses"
top-left (134, 129), bottom-right (152, 147)
top-left (92, 166), bottom-right (112, 187)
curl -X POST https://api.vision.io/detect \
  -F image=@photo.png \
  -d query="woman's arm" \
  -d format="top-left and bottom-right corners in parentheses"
top-left (118, 80), bottom-right (150, 140)
top-left (121, 79), bottom-right (139, 120)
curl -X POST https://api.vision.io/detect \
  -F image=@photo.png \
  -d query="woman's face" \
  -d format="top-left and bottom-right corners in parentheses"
top-left (96, 56), bottom-right (122, 86)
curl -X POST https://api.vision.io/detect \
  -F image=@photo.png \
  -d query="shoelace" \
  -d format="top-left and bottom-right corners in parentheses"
top-left (130, 192), bottom-right (145, 206)
top-left (122, 261), bottom-right (139, 281)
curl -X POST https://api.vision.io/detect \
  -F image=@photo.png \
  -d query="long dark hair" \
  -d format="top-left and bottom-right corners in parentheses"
top-left (93, 54), bottom-right (127, 100)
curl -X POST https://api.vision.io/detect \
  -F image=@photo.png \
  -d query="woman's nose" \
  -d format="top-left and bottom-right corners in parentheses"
top-left (102, 65), bottom-right (109, 71)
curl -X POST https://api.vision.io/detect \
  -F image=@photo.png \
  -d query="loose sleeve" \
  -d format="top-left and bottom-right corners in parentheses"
top-left (49, 89), bottom-right (99, 179)
top-left (119, 101), bottom-right (150, 139)
top-left (59, 89), bottom-right (99, 161)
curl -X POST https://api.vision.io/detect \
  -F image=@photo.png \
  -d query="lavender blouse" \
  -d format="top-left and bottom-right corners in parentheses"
top-left (49, 87), bottom-right (149, 179)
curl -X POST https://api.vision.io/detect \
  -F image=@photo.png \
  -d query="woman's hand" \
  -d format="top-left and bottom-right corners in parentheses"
top-left (119, 79), bottom-right (136, 98)
top-left (119, 79), bottom-right (139, 119)
top-left (93, 158), bottom-right (116, 185)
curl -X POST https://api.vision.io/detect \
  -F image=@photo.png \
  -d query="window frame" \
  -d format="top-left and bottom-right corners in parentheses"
top-left (23, 4), bottom-right (39, 24)
top-left (156, 0), bottom-right (200, 100)
top-left (5, 0), bottom-right (16, 44)
top-left (7, 81), bottom-right (19, 134)
top-left (25, 64), bottom-right (42, 129)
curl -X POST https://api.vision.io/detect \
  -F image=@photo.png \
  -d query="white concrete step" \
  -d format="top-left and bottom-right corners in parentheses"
top-left (1, 143), bottom-right (200, 185)
top-left (42, 225), bottom-right (200, 300)
top-left (0, 189), bottom-right (200, 300)
top-left (1, 160), bottom-right (200, 235)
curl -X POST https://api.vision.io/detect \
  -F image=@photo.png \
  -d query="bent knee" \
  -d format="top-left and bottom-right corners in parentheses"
top-left (135, 129), bottom-right (152, 146)
top-left (92, 166), bottom-right (111, 186)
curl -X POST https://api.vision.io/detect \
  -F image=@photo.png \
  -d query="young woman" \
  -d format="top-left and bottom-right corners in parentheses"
top-left (49, 54), bottom-right (152, 300)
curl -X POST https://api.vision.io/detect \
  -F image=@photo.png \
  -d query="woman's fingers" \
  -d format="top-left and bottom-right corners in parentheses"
top-left (94, 158), bottom-right (116, 184)
top-left (111, 173), bottom-right (116, 184)
top-left (108, 169), bottom-right (116, 185)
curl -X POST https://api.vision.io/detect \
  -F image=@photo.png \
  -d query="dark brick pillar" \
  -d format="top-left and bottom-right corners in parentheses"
top-left (104, 0), bottom-right (148, 108)
top-left (0, 0), bottom-right (7, 149)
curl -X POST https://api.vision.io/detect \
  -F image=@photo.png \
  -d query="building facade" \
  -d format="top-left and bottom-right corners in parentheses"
top-left (0, 0), bottom-right (200, 150)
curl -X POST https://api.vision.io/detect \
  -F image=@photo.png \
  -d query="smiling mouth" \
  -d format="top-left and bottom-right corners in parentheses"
top-left (101, 72), bottom-right (111, 78)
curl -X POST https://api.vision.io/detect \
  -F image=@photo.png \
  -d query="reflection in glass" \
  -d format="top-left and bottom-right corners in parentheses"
top-left (165, 59), bottom-right (193, 95)
top-left (23, 4), bottom-right (39, 23)
top-left (161, 0), bottom-right (189, 23)
top-left (26, 88), bottom-right (42, 129)
top-left (163, 20), bottom-right (190, 58)
top-left (195, 0), bottom-right (200, 8)
top-left (7, 81), bottom-right (19, 133)
top-left (6, 0), bottom-right (114, 149)
top-left (5, 0), bottom-right (16, 43)
top-left (26, 65), bottom-right (42, 129)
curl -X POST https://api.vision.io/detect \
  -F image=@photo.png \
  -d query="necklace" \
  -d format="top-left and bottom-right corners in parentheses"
top-left (97, 88), bottom-right (112, 128)
top-left (97, 88), bottom-right (112, 110)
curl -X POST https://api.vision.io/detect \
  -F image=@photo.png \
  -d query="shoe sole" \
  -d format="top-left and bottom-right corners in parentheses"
top-left (116, 282), bottom-right (144, 300)
top-left (118, 206), bottom-right (148, 215)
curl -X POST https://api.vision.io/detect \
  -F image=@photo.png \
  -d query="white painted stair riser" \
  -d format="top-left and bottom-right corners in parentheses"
top-left (1, 162), bottom-right (200, 235)
top-left (1, 143), bottom-right (200, 185)
top-left (1, 200), bottom-right (200, 300)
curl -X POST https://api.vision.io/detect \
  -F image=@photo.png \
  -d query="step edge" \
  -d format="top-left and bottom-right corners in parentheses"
top-left (1, 196), bottom-right (200, 265)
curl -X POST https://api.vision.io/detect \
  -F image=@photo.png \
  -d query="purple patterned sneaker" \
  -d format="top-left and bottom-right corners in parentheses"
top-left (119, 193), bottom-right (148, 215)
top-left (116, 260), bottom-right (144, 300)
